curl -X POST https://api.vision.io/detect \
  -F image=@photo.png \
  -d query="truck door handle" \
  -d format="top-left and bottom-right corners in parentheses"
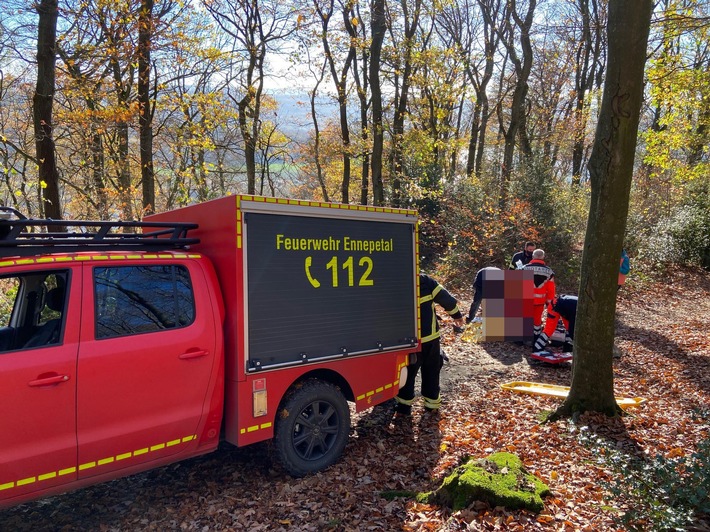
top-left (29, 374), bottom-right (70, 387)
top-left (178, 350), bottom-right (209, 360)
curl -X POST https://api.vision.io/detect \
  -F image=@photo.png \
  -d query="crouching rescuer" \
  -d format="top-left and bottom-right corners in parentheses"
top-left (533, 295), bottom-right (577, 353)
top-left (395, 274), bottom-right (464, 415)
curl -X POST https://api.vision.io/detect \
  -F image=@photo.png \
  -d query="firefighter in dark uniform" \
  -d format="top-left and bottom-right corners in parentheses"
top-left (509, 241), bottom-right (536, 269)
top-left (533, 295), bottom-right (577, 353)
top-left (395, 274), bottom-right (464, 415)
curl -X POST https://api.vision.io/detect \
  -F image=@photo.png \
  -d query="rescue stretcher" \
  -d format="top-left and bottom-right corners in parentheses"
top-left (500, 381), bottom-right (646, 410)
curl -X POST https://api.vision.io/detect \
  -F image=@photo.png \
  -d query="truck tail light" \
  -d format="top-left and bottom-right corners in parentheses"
top-left (253, 378), bottom-right (267, 417)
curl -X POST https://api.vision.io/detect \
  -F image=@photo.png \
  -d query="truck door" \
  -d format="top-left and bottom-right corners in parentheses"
top-left (0, 268), bottom-right (79, 501)
top-left (76, 260), bottom-right (218, 478)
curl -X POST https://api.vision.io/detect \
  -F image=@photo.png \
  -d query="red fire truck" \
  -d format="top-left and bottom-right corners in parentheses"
top-left (0, 195), bottom-right (420, 508)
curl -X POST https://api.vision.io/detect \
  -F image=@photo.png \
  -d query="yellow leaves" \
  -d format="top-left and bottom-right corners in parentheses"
top-left (667, 447), bottom-right (685, 458)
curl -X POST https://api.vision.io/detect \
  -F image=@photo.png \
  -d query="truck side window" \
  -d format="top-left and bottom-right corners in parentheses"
top-left (0, 271), bottom-right (69, 352)
top-left (94, 265), bottom-right (195, 339)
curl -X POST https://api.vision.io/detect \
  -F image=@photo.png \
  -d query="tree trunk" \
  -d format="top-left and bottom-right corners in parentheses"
top-left (33, 0), bottom-right (61, 220)
top-left (138, 0), bottom-right (155, 215)
top-left (369, 0), bottom-right (386, 206)
top-left (498, 0), bottom-right (535, 209)
top-left (571, 0), bottom-right (605, 186)
top-left (390, 0), bottom-right (421, 208)
top-left (554, 0), bottom-right (653, 419)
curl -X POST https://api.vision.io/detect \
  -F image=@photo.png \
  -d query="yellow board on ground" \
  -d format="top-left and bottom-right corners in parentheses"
top-left (500, 381), bottom-right (646, 410)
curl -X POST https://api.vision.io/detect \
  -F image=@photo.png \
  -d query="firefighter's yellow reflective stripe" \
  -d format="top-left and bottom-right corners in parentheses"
top-left (419, 294), bottom-right (434, 304)
top-left (421, 331), bottom-right (441, 343)
top-left (0, 253), bottom-right (203, 268)
top-left (239, 422), bottom-right (273, 435)
top-left (0, 435), bottom-right (197, 496)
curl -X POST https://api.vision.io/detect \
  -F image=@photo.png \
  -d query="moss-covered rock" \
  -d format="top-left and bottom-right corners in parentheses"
top-left (418, 452), bottom-right (551, 512)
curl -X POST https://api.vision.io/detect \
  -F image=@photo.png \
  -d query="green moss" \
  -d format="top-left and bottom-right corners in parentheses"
top-left (419, 452), bottom-right (551, 513)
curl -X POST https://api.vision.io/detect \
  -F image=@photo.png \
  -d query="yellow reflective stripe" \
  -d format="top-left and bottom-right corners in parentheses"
top-left (0, 435), bottom-right (196, 495)
top-left (422, 330), bottom-right (441, 343)
top-left (447, 305), bottom-right (460, 316)
top-left (0, 253), bottom-right (205, 268)
top-left (240, 195), bottom-right (415, 215)
top-left (239, 422), bottom-right (273, 435)
top-left (419, 294), bottom-right (434, 304)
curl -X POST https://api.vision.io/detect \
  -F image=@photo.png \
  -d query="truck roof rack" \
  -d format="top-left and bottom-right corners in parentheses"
top-left (0, 207), bottom-right (200, 258)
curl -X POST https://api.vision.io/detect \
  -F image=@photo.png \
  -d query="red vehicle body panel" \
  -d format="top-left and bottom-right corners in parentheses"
top-left (75, 257), bottom-right (224, 480)
top-left (0, 263), bottom-right (81, 502)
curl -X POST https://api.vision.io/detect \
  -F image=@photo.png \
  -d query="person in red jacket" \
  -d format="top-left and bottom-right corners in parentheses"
top-left (522, 249), bottom-right (555, 341)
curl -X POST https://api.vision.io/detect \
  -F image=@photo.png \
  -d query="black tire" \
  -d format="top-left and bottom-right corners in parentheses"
top-left (274, 380), bottom-right (350, 477)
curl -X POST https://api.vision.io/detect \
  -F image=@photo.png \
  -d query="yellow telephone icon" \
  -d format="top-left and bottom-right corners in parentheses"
top-left (305, 256), bottom-right (321, 288)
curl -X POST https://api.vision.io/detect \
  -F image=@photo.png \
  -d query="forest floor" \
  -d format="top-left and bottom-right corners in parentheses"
top-left (1, 266), bottom-right (709, 531)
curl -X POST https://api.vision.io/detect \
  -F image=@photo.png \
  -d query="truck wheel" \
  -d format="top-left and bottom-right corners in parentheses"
top-left (274, 380), bottom-right (350, 477)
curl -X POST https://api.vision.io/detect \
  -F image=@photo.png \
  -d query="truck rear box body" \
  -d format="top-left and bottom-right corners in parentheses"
top-left (147, 196), bottom-right (419, 447)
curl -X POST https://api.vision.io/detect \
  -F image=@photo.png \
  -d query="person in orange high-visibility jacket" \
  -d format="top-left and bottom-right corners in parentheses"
top-left (522, 249), bottom-right (555, 341)
top-left (394, 274), bottom-right (464, 415)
